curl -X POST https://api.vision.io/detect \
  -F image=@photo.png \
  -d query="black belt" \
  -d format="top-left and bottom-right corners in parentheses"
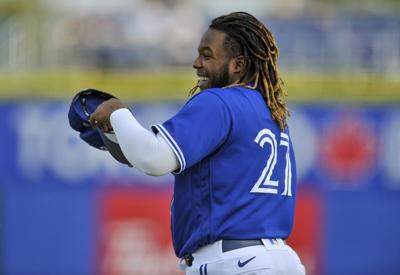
top-left (182, 239), bottom-right (265, 267)
top-left (222, 239), bottom-right (263, 252)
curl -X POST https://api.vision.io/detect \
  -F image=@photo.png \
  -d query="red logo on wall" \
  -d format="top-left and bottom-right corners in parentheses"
top-left (96, 187), bottom-right (183, 275)
top-left (320, 114), bottom-right (377, 184)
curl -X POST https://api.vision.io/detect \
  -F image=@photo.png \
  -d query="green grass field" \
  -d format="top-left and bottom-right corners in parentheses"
top-left (0, 69), bottom-right (399, 102)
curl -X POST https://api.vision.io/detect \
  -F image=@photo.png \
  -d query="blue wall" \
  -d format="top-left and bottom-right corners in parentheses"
top-left (0, 101), bottom-right (399, 275)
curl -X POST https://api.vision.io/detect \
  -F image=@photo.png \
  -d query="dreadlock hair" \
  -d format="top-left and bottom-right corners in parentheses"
top-left (190, 11), bottom-right (288, 130)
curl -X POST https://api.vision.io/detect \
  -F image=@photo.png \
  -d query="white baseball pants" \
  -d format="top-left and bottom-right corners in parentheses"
top-left (180, 239), bottom-right (306, 275)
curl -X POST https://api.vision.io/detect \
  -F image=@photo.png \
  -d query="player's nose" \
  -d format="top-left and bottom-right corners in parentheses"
top-left (192, 56), bottom-right (201, 69)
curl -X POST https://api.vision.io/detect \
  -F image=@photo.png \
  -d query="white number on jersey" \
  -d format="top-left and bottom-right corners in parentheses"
top-left (251, 129), bottom-right (292, 196)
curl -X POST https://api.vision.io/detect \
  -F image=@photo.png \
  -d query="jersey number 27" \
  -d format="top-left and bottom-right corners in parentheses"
top-left (250, 129), bottom-right (292, 196)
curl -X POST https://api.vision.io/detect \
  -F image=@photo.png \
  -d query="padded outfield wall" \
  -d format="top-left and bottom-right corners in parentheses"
top-left (0, 70), bottom-right (399, 275)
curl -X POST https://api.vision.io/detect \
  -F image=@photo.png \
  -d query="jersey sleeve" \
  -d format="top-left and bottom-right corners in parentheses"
top-left (152, 91), bottom-right (231, 173)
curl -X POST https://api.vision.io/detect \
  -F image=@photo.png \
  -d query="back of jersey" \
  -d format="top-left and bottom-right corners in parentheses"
top-left (153, 85), bottom-right (296, 257)
top-left (208, 86), bottom-right (297, 240)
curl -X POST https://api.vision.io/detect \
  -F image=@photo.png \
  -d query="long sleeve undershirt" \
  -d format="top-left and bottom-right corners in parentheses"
top-left (110, 108), bottom-right (179, 176)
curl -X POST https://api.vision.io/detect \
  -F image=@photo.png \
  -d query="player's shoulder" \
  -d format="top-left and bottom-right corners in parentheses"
top-left (186, 86), bottom-right (262, 112)
top-left (192, 86), bottom-right (255, 101)
top-left (187, 88), bottom-right (227, 106)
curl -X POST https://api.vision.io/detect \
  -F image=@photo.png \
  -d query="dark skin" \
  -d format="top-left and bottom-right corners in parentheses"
top-left (89, 29), bottom-right (246, 132)
top-left (193, 29), bottom-right (245, 90)
top-left (89, 98), bottom-right (126, 132)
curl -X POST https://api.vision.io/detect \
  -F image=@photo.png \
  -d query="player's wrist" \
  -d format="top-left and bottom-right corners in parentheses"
top-left (110, 108), bottom-right (132, 123)
top-left (109, 108), bottom-right (138, 136)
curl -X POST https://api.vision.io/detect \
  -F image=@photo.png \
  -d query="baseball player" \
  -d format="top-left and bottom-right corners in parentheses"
top-left (89, 12), bottom-right (305, 275)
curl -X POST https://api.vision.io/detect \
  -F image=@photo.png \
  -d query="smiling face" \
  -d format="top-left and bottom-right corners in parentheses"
top-left (192, 29), bottom-right (242, 91)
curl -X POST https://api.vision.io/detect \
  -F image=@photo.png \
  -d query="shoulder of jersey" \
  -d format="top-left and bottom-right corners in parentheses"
top-left (189, 86), bottom-right (258, 105)
top-left (193, 86), bottom-right (245, 97)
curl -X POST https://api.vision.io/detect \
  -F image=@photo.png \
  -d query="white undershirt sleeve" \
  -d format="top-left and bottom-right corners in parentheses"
top-left (109, 108), bottom-right (180, 176)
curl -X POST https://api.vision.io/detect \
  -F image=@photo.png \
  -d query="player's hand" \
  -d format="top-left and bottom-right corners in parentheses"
top-left (89, 98), bottom-right (127, 132)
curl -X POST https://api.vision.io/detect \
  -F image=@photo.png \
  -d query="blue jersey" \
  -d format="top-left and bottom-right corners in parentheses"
top-left (152, 86), bottom-right (297, 258)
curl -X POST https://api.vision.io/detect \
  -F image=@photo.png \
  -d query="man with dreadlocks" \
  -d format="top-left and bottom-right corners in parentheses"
top-left (89, 11), bottom-right (305, 275)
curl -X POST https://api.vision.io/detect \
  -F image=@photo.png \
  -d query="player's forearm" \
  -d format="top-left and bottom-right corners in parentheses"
top-left (109, 108), bottom-right (179, 176)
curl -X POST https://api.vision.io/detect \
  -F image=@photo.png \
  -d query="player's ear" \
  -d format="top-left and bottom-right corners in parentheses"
top-left (231, 55), bottom-right (245, 75)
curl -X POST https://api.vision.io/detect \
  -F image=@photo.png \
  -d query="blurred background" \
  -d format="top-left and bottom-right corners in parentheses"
top-left (0, 0), bottom-right (399, 274)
